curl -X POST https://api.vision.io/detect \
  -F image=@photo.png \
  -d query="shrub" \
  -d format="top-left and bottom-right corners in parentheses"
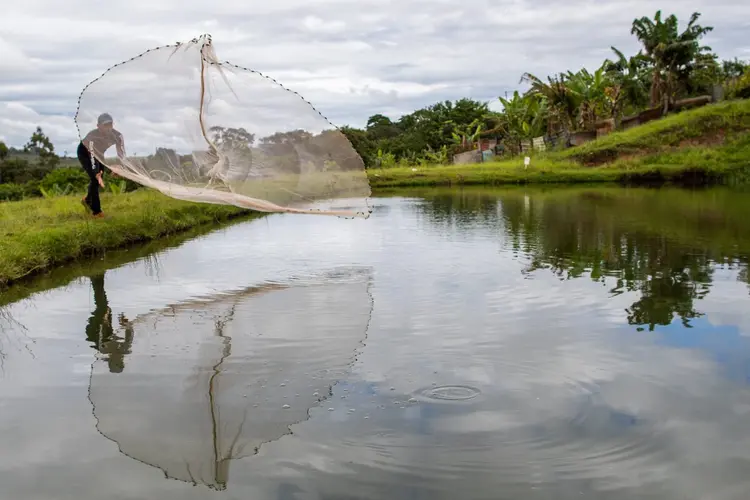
top-left (22, 180), bottom-right (41, 198)
top-left (39, 167), bottom-right (89, 193)
top-left (727, 69), bottom-right (750, 99)
top-left (0, 183), bottom-right (24, 201)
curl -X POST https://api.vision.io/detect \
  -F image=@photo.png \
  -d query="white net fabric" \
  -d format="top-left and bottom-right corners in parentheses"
top-left (74, 34), bottom-right (372, 218)
top-left (87, 267), bottom-right (373, 491)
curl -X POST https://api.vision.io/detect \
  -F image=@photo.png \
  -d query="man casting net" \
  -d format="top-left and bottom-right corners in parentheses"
top-left (74, 34), bottom-right (372, 218)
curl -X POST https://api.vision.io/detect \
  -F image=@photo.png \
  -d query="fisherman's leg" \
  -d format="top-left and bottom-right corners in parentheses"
top-left (89, 159), bottom-right (103, 215)
top-left (77, 142), bottom-right (96, 211)
top-left (77, 142), bottom-right (102, 214)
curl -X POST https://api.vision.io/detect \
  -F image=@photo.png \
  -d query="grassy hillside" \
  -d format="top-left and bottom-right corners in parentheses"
top-left (367, 99), bottom-right (750, 188)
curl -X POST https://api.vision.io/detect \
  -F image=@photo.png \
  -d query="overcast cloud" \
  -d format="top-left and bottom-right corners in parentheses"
top-left (1, 0), bottom-right (748, 154)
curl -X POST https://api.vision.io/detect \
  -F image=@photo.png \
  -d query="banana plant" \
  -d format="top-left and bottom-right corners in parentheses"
top-left (565, 66), bottom-right (608, 130)
top-left (519, 72), bottom-right (578, 134)
top-left (419, 145), bottom-right (450, 166)
top-left (630, 10), bottom-right (714, 115)
top-left (39, 183), bottom-right (77, 199)
top-left (603, 47), bottom-right (651, 128)
top-left (449, 119), bottom-right (485, 153)
top-left (108, 179), bottom-right (128, 194)
top-left (375, 149), bottom-right (397, 168)
top-left (496, 91), bottom-right (549, 154)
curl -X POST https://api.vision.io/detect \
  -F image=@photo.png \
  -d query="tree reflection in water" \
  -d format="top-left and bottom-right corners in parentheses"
top-left (412, 186), bottom-right (750, 331)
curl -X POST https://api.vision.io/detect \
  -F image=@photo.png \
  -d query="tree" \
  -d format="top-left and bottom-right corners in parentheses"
top-left (449, 119), bottom-right (485, 153)
top-left (0, 158), bottom-right (34, 184)
top-left (603, 48), bottom-right (650, 128)
top-left (684, 52), bottom-right (723, 95)
top-left (259, 129), bottom-right (313, 145)
top-left (340, 126), bottom-right (376, 167)
top-left (0, 141), bottom-right (8, 162)
top-left (495, 91), bottom-right (548, 153)
top-left (722, 58), bottom-right (749, 79)
top-left (23, 126), bottom-right (59, 169)
top-left (154, 147), bottom-right (180, 169)
top-left (630, 10), bottom-right (714, 114)
top-left (519, 72), bottom-right (579, 134)
top-left (365, 114), bottom-right (401, 141)
top-left (209, 126), bottom-right (255, 151)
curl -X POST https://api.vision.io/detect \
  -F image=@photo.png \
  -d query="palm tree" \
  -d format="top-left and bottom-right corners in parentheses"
top-left (630, 10), bottom-right (713, 115)
top-left (603, 47), bottom-right (650, 129)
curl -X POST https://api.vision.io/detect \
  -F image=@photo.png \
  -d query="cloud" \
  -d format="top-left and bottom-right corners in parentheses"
top-left (696, 267), bottom-right (750, 335)
top-left (0, 0), bottom-right (749, 153)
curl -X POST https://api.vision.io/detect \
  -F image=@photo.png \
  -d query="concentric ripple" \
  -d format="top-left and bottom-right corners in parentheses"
top-left (413, 385), bottom-right (482, 403)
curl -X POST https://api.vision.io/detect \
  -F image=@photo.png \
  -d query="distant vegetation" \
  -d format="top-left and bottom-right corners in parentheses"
top-left (340, 10), bottom-right (749, 168)
top-left (368, 98), bottom-right (750, 188)
top-left (1, 9), bottom-right (749, 201)
top-left (0, 126), bottom-right (138, 202)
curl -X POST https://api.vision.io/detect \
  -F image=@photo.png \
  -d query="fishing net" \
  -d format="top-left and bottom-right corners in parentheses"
top-left (87, 267), bottom-right (373, 491)
top-left (74, 34), bottom-right (371, 218)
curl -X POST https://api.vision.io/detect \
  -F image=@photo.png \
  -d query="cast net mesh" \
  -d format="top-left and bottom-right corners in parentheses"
top-left (74, 34), bottom-right (372, 218)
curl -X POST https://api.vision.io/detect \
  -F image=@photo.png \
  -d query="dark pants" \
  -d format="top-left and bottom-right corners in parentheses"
top-left (77, 141), bottom-right (102, 214)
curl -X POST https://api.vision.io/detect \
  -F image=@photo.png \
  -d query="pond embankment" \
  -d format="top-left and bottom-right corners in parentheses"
top-left (0, 190), bottom-right (257, 289)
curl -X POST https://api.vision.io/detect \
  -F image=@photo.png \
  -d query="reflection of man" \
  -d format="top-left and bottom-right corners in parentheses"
top-left (85, 272), bottom-right (134, 373)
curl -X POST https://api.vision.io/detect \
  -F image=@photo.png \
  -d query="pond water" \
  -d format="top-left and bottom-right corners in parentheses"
top-left (2, 185), bottom-right (750, 499)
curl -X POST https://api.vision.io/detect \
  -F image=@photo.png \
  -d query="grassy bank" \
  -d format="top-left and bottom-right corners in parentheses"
top-left (367, 99), bottom-right (750, 188)
top-left (0, 190), bottom-right (257, 288)
top-left (0, 211), bottom-right (258, 307)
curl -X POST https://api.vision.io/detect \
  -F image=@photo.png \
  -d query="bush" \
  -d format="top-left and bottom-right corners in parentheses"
top-left (39, 167), bottom-right (90, 193)
top-left (22, 180), bottom-right (41, 198)
top-left (100, 171), bottom-right (141, 193)
top-left (1, 158), bottom-right (30, 184)
top-left (727, 70), bottom-right (750, 99)
top-left (0, 183), bottom-right (24, 201)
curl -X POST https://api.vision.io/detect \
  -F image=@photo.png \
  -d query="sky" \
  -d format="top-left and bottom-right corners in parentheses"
top-left (0, 0), bottom-right (749, 155)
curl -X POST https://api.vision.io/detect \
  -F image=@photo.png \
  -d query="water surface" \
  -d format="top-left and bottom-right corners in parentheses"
top-left (2, 185), bottom-right (750, 499)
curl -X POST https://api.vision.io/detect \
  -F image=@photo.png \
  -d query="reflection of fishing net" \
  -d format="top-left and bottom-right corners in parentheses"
top-left (87, 267), bottom-right (373, 490)
top-left (74, 34), bottom-right (371, 218)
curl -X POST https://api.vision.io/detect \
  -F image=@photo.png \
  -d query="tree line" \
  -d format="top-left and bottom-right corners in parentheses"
top-left (1, 8), bottom-right (749, 199)
top-left (339, 10), bottom-right (749, 167)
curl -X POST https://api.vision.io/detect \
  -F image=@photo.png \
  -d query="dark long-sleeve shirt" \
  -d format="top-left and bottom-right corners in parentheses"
top-left (82, 127), bottom-right (125, 159)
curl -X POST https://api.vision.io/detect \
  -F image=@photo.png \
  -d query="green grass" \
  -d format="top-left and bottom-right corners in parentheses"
top-left (0, 189), bottom-right (257, 288)
top-left (368, 98), bottom-right (750, 189)
top-left (0, 213), bottom-right (254, 307)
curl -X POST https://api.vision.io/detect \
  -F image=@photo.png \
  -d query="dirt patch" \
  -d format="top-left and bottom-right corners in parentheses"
top-left (677, 128), bottom-right (726, 148)
top-left (574, 129), bottom-right (727, 167)
top-left (608, 153), bottom-right (641, 165)
top-left (575, 147), bottom-right (652, 167)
